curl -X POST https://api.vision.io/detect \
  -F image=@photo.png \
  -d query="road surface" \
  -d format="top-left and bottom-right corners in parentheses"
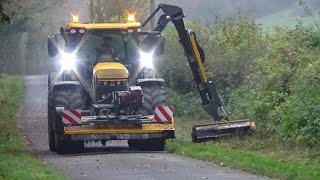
top-left (21, 75), bottom-right (267, 180)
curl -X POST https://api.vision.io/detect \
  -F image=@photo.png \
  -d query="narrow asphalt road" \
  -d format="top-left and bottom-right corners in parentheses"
top-left (21, 75), bottom-right (267, 180)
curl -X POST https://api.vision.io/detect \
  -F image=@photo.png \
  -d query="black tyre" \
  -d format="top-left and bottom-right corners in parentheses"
top-left (54, 132), bottom-right (84, 155)
top-left (48, 105), bottom-right (56, 151)
top-left (128, 139), bottom-right (140, 149)
top-left (128, 139), bottom-right (165, 151)
top-left (141, 139), bottom-right (165, 151)
top-left (53, 84), bottom-right (84, 154)
top-left (54, 85), bottom-right (84, 110)
top-left (135, 84), bottom-right (166, 151)
top-left (48, 75), bottom-right (56, 151)
top-left (140, 85), bottom-right (166, 115)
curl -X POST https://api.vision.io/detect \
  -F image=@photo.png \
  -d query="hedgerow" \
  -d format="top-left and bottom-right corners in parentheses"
top-left (160, 17), bottom-right (320, 147)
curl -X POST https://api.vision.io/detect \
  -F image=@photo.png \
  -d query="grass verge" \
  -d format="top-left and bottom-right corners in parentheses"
top-left (0, 75), bottom-right (65, 180)
top-left (166, 117), bottom-right (320, 180)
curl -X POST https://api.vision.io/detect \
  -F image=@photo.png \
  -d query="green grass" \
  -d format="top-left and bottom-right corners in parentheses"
top-left (0, 75), bottom-right (65, 180)
top-left (166, 117), bottom-right (320, 180)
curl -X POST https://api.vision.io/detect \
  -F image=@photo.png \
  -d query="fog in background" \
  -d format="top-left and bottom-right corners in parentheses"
top-left (39, 0), bottom-right (320, 29)
top-left (158, 0), bottom-right (319, 20)
top-left (2, 0), bottom-right (320, 75)
top-left (32, 0), bottom-right (320, 30)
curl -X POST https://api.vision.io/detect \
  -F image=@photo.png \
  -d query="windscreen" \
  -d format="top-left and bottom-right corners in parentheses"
top-left (66, 30), bottom-right (140, 66)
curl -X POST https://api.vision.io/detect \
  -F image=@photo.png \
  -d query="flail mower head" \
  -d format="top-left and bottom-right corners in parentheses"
top-left (191, 119), bottom-right (255, 142)
top-left (191, 86), bottom-right (256, 143)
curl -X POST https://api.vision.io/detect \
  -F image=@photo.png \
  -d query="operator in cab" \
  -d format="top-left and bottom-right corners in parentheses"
top-left (96, 36), bottom-right (116, 62)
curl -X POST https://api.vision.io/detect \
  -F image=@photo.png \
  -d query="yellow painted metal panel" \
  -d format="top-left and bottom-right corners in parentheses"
top-left (64, 123), bottom-right (175, 135)
top-left (64, 128), bottom-right (162, 135)
top-left (67, 22), bottom-right (141, 30)
top-left (189, 34), bottom-right (208, 83)
top-left (93, 62), bottom-right (129, 79)
top-left (141, 123), bottom-right (174, 130)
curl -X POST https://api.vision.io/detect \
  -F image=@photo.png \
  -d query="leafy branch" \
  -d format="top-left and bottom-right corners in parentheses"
top-left (298, 0), bottom-right (320, 30)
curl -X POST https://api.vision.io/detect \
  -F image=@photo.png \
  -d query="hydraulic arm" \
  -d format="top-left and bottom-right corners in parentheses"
top-left (143, 4), bottom-right (227, 121)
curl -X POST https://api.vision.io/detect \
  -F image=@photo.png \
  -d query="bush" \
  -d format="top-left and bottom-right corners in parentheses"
top-left (160, 16), bottom-right (320, 147)
top-left (228, 24), bottom-right (320, 147)
top-left (166, 89), bottom-right (210, 120)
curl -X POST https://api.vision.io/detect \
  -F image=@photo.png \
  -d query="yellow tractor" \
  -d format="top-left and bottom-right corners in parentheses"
top-left (47, 4), bottom-right (254, 154)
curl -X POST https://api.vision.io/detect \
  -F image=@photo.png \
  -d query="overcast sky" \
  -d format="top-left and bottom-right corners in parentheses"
top-left (156, 0), bottom-right (317, 19)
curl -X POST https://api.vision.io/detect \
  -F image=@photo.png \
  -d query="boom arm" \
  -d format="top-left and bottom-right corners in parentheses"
top-left (143, 4), bottom-right (227, 121)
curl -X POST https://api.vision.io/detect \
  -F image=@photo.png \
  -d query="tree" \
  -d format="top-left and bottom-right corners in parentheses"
top-left (0, 0), bottom-right (64, 75)
top-left (0, 0), bottom-right (10, 23)
top-left (89, 0), bottom-right (149, 23)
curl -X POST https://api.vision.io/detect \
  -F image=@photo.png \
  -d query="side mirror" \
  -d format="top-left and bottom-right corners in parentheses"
top-left (142, 34), bottom-right (165, 56)
top-left (48, 36), bottom-right (58, 57)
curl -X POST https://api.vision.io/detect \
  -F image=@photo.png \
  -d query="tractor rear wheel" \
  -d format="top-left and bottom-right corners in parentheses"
top-left (53, 84), bottom-right (84, 154)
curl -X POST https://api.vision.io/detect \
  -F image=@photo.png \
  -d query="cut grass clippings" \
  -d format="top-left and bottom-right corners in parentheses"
top-left (166, 117), bottom-right (320, 180)
top-left (0, 75), bottom-right (65, 180)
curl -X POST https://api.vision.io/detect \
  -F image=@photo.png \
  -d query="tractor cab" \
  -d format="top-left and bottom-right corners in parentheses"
top-left (48, 14), bottom-right (166, 112)
top-left (48, 15), bottom-right (165, 110)
top-left (48, 15), bottom-right (164, 81)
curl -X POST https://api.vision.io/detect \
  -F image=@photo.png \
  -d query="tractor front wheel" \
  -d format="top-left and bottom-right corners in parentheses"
top-left (48, 105), bottom-right (56, 151)
top-left (48, 75), bottom-right (56, 152)
top-left (53, 84), bottom-right (84, 154)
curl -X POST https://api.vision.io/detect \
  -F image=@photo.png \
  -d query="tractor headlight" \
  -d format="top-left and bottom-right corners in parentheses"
top-left (60, 52), bottom-right (76, 70)
top-left (140, 52), bottom-right (154, 69)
